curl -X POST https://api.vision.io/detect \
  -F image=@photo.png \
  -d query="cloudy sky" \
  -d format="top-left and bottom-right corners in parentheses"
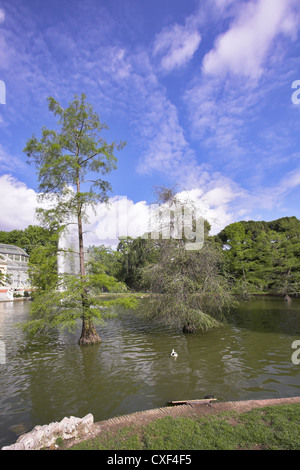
top-left (1, 0), bottom-right (300, 245)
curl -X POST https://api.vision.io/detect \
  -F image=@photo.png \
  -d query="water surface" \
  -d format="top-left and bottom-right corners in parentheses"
top-left (0, 296), bottom-right (299, 447)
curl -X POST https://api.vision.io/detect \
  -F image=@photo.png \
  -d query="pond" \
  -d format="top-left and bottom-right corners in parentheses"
top-left (0, 296), bottom-right (300, 447)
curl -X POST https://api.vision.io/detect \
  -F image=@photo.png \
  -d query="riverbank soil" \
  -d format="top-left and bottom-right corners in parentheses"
top-left (62, 397), bottom-right (300, 450)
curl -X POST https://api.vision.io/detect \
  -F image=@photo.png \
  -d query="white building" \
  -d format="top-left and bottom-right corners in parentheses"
top-left (0, 244), bottom-right (30, 300)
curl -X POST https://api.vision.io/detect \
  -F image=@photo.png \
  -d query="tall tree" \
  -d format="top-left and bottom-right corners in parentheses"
top-left (23, 93), bottom-right (135, 345)
top-left (139, 188), bottom-right (235, 332)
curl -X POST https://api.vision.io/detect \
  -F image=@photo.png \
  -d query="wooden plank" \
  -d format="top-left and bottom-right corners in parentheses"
top-left (167, 398), bottom-right (217, 406)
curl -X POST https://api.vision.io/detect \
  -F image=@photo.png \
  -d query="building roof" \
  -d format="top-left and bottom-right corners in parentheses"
top-left (0, 244), bottom-right (29, 257)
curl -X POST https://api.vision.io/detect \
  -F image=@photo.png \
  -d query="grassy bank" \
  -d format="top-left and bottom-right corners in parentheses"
top-left (67, 404), bottom-right (300, 450)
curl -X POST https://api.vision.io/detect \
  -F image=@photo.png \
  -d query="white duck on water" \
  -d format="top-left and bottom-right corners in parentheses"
top-left (171, 349), bottom-right (178, 357)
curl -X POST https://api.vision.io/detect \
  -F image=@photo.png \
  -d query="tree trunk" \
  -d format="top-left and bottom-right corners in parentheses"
top-left (76, 168), bottom-right (101, 346)
top-left (78, 317), bottom-right (101, 345)
top-left (183, 322), bottom-right (197, 334)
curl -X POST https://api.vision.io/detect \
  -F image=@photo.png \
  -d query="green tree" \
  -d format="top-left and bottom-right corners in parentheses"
top-left (139, 189), bottom-right (235, 332)
top-left (267, 221), bottom-right (300, 295)
top-left (22, 93), bottom-right (136, 345)
top-left (27, 228), bottom-right (59, 293)
top-left (216, 217), bottom-right (300, 297)
top-left (87, 244), bottom-right (122, 289)
top-left (141, 238), bottom-right (234, 333)
top-left (117, 236), bottom-right (159, 290)
top-left (0, 225), bottom-right (55, 256)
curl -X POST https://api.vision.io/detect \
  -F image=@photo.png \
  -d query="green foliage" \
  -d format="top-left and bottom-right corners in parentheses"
top-left (215, 216), bottom-right (300, 296)
top-left (27, 228), bottom-right (60, 293)
top-left (0, 224), bottom-right (57, 256)
top-left (140, 239), bottom-right (235, 332)
top-left (21, 273), bottom-right (137, 337)
top-left (87, 244), bottom-right (122, 280)
top-left (117, 236), bottom-right (160, 290)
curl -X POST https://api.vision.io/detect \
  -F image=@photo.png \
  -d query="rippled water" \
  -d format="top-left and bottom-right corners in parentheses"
top-left (0, 296), bottom-right (300, 447)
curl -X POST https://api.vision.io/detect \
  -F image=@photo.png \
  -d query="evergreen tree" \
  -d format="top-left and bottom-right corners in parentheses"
top-left (22, 94), bottom-right (136, 345)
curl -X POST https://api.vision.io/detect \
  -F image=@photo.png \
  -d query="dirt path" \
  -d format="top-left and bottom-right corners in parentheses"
top-left (64, 396), bottom-right (300, 448)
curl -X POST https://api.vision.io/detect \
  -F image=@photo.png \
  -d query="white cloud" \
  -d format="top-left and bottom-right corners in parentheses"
top-left (0, 175), bottom-right (38, 231)
top-left (213, 0), bottom-right (236, 9)
top-left (203, 0), bottom-right (298, 78)
top-left (0, 175), bottom-right (148, 246)
top-left (266, 166), bottom-right (300, 203)
top-left (176, 178), bottom-right (247, 235)
top-left (100, 46), bottom-right (132, 80)
top-left (153, 20), bottom-right (201, 73)
top-left (127, 65), bottom-right (201, 184)
top-left (0, 176), bottom-right (148, 246)
top-left (184, 75), bottom-right (252, 167)
top-left (137, 106), bottom-right (194, 177)
top-left (184, 1), bottom-right (300, 175)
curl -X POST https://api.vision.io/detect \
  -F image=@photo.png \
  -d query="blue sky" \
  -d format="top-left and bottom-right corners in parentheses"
top-left (1, 0), bottom-right (300, 244)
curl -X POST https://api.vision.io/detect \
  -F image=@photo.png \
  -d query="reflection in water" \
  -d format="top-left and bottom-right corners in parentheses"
top-left (0, 297), bottom-right (299, 447)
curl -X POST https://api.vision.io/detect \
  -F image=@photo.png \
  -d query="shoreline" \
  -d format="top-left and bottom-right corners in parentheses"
top-left (4, 396), bottom-right (300, 450)
top-left (63, 396), bottom-right (300, 449)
